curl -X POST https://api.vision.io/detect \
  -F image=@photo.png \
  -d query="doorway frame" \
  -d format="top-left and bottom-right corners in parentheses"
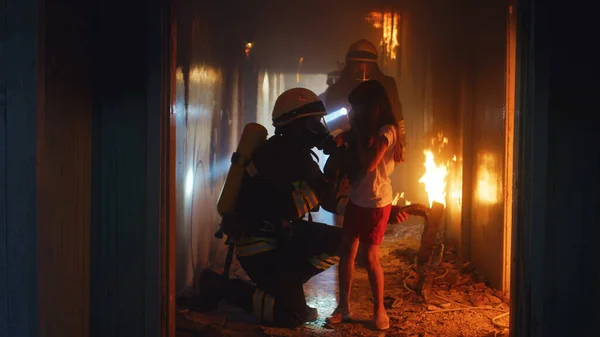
top-left (159, 1), bottom-right (177, 336)
top-left (502, 1), bottom-right (518, 296)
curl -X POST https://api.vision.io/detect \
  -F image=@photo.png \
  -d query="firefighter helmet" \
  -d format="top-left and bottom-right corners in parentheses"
top-left (346, 39), bottom-right (379, 63)
top-left (272, 88), bottom-right (327, 127)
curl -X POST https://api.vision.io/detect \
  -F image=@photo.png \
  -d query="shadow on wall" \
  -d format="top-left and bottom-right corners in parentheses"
top-left (174, 65), bottom-right (229, 294)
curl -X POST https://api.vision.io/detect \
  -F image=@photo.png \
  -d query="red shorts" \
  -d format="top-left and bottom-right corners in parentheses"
top-left (342, 200), bottom-right (391, 245)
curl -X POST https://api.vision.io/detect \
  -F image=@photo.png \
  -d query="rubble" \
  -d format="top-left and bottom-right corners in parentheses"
top-left (177, 223), bottom-right (510, 337)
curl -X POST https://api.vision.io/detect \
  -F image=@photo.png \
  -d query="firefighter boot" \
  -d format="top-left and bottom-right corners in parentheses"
top-left (305, 305), bottom-right (318, 322)
top-left (198, 268), bottom-right (228, 310)
top-left (178, 268), bottom-right (226, 312)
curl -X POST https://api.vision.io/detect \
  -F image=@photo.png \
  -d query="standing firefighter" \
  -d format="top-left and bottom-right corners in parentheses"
top-left (324, 39), bottom-right (406, 157)
top-left (196, 88), bottom-right (348, 328)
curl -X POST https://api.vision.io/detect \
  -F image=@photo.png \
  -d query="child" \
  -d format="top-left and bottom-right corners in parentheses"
top-left (327, 80), bottom-right (408, 330)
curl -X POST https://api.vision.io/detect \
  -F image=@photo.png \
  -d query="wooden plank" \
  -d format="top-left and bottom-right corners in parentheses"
top-left (417, 202), bottom-right (445, 266)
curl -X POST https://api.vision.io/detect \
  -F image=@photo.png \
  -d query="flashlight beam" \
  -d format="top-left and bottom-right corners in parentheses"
top-left (324, 107), bottom-right (348, 124)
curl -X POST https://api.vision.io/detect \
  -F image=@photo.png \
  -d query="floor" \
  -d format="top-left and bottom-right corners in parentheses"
top-left (177, 223), bottom-right (510, 337)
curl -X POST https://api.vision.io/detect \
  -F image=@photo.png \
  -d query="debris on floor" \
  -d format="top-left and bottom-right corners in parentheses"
top-left (177, 223), bottom-right (510, 337)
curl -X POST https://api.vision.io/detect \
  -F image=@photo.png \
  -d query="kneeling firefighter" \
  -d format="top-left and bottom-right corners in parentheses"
top-left (197, 88), bottom-right (349, 328)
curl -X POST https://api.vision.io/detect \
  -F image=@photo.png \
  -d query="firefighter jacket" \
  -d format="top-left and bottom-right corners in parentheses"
top-left (234, 134), bottom-right (348, 258)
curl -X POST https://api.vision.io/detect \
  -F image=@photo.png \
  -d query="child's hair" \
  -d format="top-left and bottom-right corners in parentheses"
top-left (348, 80), bottom-right (403, 163)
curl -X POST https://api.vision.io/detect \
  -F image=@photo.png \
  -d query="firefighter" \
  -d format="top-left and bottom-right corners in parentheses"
top-left (324, 39), bottom-right (406, 157)
top-left (195, 88), bottom-right (349, 328)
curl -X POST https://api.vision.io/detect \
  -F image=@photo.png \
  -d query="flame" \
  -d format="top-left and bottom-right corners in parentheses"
top-left (392, 192), bottom-right (411, 206)
top-left (296, 57), bottom-right (304, 83)
top-left (392, 193), bottom-right (400, 206)
top-left (402, 191), bottom-right (412, 205)
top-left (419, 150), bottom-right (449, 208)
top-left (449, 155), bottom-right (462, 203)
top-left (365, 11), bottom-right (400, 60)
top-left (382, 12), bottom-right (400, 60)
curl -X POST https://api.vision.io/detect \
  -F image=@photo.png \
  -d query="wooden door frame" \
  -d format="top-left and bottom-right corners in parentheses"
top-left (158, 0), bottom-right (177, 336)
top-left (502, 1), bottom-right (517, 296)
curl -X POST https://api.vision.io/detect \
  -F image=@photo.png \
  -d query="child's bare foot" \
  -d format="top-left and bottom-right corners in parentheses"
top-left (373, 312), bottom-right (390, 330)
top-left (326, 306), bottom-right (353, 324)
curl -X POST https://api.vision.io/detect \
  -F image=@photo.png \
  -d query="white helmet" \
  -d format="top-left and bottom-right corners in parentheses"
top-left (272, 88), bottom-right (327, 127)
top-left (346, 39), bottom-right (379, 63)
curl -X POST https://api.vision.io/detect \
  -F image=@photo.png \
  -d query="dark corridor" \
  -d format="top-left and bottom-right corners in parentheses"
top-left (0, 0), bottom-right (598, 336)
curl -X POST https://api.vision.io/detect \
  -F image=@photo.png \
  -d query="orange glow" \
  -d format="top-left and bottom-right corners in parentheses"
top-left (366, 12), bottom-right (383, 29)
top-left (189, 66), bottom-right (220, 84)
top-left (176, 67), bottom-right (184, 82)
top-left (476, 152), bottom-right (500, 204)
top-left (245, 42), bottom-right (254, 58)
top-left (449, 169), bottom-right (463, 201)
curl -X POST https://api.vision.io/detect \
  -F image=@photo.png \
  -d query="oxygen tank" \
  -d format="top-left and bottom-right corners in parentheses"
top-left (217, 123), bottom-right (268, 217)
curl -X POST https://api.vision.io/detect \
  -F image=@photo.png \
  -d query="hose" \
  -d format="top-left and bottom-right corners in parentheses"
top-left (430, 294), bottom-right (510, 329)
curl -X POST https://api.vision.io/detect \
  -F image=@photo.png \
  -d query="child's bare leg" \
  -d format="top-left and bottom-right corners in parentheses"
top-left (362, 243), bottom-right (389, 330)
top-left (338, 236), bottom-right (360, 310)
